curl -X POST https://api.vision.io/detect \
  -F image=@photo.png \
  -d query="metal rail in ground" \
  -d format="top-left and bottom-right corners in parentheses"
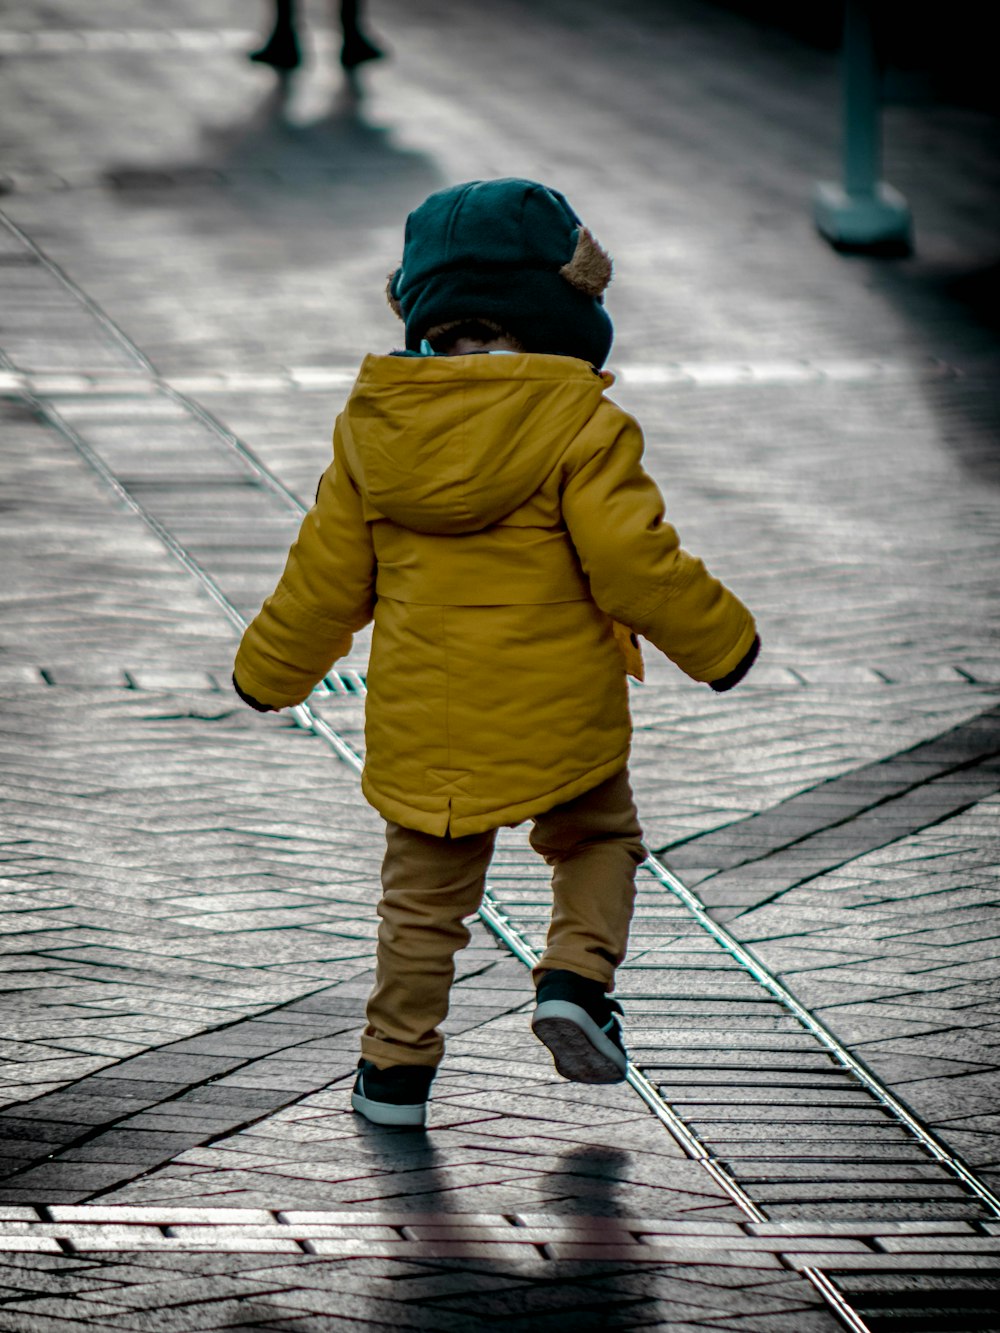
top-left (8, 207), bottom-right (1000, 1330)
top-left (13, 378), bottom-right (882, 1331)
top-left (22, 340), bottom-right (999, 1217)
top-left (475, 896), bottom-right (879, 1333)
top-left (641, 853), bottom-right (1000, 1221)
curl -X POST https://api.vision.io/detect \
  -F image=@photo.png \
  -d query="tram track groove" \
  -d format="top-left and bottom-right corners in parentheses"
top-left (28, 370), bottom-right (1000, 1224)
top-left (5, 205), bottom-right (1000, 1332)
top-left (640, 856), bottom-right (1000, 1221)
top-left (9, 360), bottom-right (981, 1333)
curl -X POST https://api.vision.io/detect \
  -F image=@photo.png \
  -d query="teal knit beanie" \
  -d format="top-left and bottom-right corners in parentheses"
top-left (386, 178), bottom-right (614, 367)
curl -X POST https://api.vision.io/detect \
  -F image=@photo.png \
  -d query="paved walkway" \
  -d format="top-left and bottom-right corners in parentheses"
top-left (1, 1), bottom-right (999, 1328)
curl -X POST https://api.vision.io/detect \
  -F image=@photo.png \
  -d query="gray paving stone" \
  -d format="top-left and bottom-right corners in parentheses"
top-left (3, 0), bottom-right (1000, 1329)
top-left (768, 1200), bottom-right (987, 1222)
top-left (785, 1252), bottom-right (1000, 1272)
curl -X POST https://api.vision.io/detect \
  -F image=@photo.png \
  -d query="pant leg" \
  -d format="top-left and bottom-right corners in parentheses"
top-left (362, 821), bottom-right (496, 1069)
top-left (340, 0), bottom-right (359, 37)
top-left (528, 769), bottom-right (645, 990)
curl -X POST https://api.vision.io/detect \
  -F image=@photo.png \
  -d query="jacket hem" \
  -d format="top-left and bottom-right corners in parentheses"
top-left (363, 752), bottom-right (631, 839)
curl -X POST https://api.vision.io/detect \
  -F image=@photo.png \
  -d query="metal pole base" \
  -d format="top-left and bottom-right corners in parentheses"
top-left (814, 180), bottom-right (913, 254)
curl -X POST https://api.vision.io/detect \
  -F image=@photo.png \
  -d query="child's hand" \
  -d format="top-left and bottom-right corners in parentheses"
top-left (709, 635), bottom-right (760, 693)
top-left (232, 673), bottom-right (277, 713)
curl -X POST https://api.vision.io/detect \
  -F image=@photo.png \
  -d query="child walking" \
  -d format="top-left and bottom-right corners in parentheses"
top-left (233, 179), bottom-right (759, 1126)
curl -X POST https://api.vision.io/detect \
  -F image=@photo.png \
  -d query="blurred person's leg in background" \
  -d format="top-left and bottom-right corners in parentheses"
top-left (250, 0), bottom-right (300, 70)
top-left (339, 0), bottom-right (385, 69)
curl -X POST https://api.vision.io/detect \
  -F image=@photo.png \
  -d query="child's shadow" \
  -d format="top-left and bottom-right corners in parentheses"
top-left (545, 1143), bottom-right (633, 1217)
top-left (358, 1126), bottom-right (632, 1219)
top-left (354, 1117), bottom-right (452, 1207)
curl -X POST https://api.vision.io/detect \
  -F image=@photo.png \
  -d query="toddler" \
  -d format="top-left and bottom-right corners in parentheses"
top-left (233, 178), bottom-right (759, 1126)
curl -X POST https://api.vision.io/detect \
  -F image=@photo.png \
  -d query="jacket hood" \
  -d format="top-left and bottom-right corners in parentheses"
top-left (339, 353), bottom-right (613, 534)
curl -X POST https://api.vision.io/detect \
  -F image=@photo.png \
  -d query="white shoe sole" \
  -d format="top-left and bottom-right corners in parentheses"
top-left (351, 1088), bottom-right (427, 1127)
top-left (531, 999), bottom-right (628, 1084)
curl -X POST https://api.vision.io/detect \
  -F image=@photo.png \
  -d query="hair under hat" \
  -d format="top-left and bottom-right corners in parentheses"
top-left (386, 178), bottom-right (614, 367)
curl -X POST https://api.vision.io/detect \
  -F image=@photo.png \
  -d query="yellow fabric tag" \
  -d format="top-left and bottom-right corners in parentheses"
top-left (612, 620), bottom-right (645, 682)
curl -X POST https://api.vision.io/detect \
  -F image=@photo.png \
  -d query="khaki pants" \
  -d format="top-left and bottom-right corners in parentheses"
top-left (362, 770), bottom-right (645, 1069)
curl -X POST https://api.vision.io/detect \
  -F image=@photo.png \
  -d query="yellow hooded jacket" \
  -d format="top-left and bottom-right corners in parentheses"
top-left (234, 353), bottom-right (757, 836)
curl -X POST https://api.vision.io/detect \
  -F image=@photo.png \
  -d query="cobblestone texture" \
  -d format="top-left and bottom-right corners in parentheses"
top-left (2, 0), bottom-right (1000, 1328)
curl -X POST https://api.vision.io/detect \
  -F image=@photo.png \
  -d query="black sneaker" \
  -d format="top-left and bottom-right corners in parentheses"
top-left (531, 969), bottom-right (628, 1084)
top-left (351, 1059), bottom-right (435, 1127)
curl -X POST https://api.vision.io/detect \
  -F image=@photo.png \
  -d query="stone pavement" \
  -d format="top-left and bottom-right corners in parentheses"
top-left (1, 0), bottom-right (1000, 1328)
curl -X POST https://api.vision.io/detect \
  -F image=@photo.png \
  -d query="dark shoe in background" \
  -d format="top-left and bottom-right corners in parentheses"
top-left (340, 31), bottom-right (384, 69)
top-left (248, 27), bottom-right (302, 71)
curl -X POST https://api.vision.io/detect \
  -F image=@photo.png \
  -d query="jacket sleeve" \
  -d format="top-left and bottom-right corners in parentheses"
top-left (561, 405), bottom-right (757, 685)
top-left (233, 437), bottom-right (376, 709)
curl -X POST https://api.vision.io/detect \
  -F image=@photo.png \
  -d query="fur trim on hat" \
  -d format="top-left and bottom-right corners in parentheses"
top-left (386, 269), bottom-right (403, 319)
top-left (559, 227), bottom-right (612, 297)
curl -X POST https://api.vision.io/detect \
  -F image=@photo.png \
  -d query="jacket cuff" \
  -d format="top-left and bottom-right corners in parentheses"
top-left (709, 634), bottom-right (760, 692)
top-left (232, 673), bottom-right (277, 713)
